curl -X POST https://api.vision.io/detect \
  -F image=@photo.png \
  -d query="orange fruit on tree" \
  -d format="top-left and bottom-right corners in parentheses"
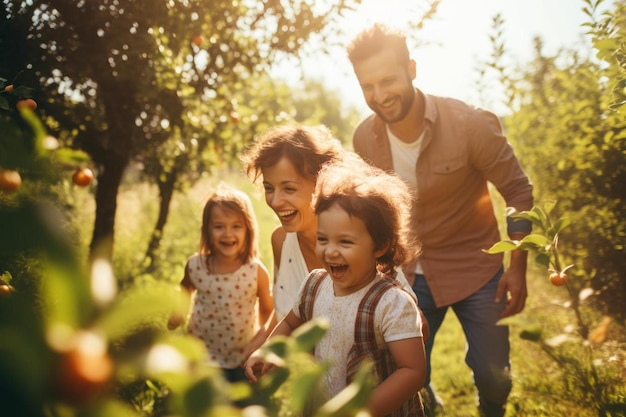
top-left (16, 98), bottom-right (37, 111)
top-left (72, 168), bottom-right (94, 187)
top-left (56, 336), bottom-right (114, 404)
top-left (549, 271), bottom-right (569, 286)
top-left (0, 169), bottom-right (21, 192)
top-left (191, 35), bottom-right (204, 46)
top-left (4, 84), bottom-right (14, 93)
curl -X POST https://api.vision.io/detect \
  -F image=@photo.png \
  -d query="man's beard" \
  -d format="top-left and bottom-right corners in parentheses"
top-left (370, 85), bottom-right (415, 124)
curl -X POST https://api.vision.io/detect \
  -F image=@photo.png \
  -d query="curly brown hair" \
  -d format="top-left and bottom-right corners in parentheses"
top-left (242, 124), bottom-right (346, 185)
top-left (312, 155), bottom-right (420, 275)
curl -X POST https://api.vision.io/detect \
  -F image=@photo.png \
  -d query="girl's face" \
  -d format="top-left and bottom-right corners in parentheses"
top-left (315, 203), bottom-right (386, 296)
top-left (208, 205), bottom-right (247, 261)
top-left (261, 156), bottom-right (317, 234)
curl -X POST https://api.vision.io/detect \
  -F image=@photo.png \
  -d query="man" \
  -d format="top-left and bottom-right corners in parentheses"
top-left (347, 23), bottom-right (533, 417)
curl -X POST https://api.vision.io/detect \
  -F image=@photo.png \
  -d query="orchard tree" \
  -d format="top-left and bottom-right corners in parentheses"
top-left (480, 0), bottom-right (626, 321)
top-left (139, 72), bottom-right (362, 271)
top-left (0, 0), bottom-right (365, 262)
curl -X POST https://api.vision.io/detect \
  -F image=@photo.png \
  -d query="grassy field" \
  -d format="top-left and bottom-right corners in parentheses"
top-left (70, 168), bottom-right (625, 416)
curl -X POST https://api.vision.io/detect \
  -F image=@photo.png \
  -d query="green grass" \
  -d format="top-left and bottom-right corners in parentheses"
top-left (428, 264), bottom-right (626, 417)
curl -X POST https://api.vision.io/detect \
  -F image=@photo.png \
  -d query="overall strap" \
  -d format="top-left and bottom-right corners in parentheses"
top-left (297, 269), bottom-right (328, 321)
top-left (354, 278), bottom-right (398, 348)
top-left (346, 277), bottom-right (399, 382)
top-left (347, 277), bottom-right (426, 417)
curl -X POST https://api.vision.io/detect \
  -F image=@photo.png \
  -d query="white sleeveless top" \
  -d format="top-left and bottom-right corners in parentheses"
top-left (274, 232), bottom-right (309, 320)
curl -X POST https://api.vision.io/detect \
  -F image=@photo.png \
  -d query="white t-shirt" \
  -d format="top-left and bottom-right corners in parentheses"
top-left (387, 124), bottom-right (423, 194)
top-left (387, 125), bottom-right (425, 275)
top-left (293, 273), bottom-right (422, 399)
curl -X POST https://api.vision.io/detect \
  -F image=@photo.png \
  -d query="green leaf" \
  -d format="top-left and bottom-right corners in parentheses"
top-left (95, 283), bottom-right (185, 340)
top-left (159, 333), bottom-right (208, 363)
top-left (517, 234), bottom-right (551, 250)
top-left (542, 200), bottom-right (557, 216)
top-left (509, 210), bottom-right (544, 228)
top-left (88, 398), bottom-right (142, 417)
top-left (18, 107), bottom-right (47, 139)
top-left (535, 253), bottom-right (551, 268)
top-left (40, 259), bottom-right (93, 329)
top-left (292, 318), bottom-right (329, 352)
top-left (50, 147), bottom-right (92, 166)
top-left (262, 337), bottom-right (290, 359)
top-left (530, 206), bottom-right (548, 227)
top-left (0, 94), bottom-right (9, 110)
top-left (594, 37), bottom-right (619, 52)
top-left (290, 363), bottom-right (329, 412)
top-left (256, 367), bottom-right (290, 397)
top-left (483, 240), bottom-right (519, 254)
top-left (315, 362), bottom-right (375, 417)
top-left (13, 85), bottom-right (35, 99)
top-left (547, 216), bottom-right (571, 236)
top-left (184, 377), bottom-right (218, 415)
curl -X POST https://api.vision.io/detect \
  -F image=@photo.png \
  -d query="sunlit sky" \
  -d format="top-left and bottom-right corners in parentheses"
top-left (273, 0), bottom-right (614, 116)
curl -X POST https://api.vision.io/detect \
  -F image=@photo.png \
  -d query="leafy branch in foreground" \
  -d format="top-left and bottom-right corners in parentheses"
top-left (484, 202), bottom-right (626, 416)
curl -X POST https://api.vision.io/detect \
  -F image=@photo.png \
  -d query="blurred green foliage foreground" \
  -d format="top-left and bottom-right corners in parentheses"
top-left (0, 86), bottom-right (376, 417)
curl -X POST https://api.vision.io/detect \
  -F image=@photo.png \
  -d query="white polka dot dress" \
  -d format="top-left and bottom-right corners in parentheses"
top-left (186, 254), bottom-right (259, 369)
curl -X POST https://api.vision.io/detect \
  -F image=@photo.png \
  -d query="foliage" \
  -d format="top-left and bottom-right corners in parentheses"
top-left (479, 0), bottom-right (626, 322)
top-left (0, 0), bottom-right (364, 262)
top-left (486, 203), bottom-right (626, 416)
top-left (138, 73), bottom-right (362, 273)
top-left (583, 0), bottom-right (626, 114)
top-left (0, 103), bottom-right (377, 417)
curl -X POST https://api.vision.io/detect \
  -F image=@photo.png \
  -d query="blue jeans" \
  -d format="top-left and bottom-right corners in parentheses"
top-left (412, 267), bottom-right (512, 407)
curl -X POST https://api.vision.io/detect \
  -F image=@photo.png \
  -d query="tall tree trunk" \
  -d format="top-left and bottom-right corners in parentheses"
top-left (144, 169), bottom-right (178, 269)
top-left (88, 78), bottom-right (137, 263)
top-left (89, 154), bottom-right (128, 262)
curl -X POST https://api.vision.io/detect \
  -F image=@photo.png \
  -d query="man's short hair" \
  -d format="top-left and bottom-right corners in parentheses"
top-left (347, 23), bottom-right (410, 66)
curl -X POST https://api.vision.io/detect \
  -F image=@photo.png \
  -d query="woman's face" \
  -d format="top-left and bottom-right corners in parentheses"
top-left (261, 156), bottom-right (317, 234)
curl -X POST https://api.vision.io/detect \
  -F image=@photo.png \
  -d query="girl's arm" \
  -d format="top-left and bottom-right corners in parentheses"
top-left (242, 262), bottom-right (274, 359)
top-left (167, 262), bottom-right (195, 330)
top-left (367, 337), bottom-right (426, 417)
top-left (243, 310), bottom-right (302, 382)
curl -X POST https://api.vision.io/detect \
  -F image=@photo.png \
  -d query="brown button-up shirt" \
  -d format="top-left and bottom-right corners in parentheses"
top-left (353, 91), bottom-right (533, 307)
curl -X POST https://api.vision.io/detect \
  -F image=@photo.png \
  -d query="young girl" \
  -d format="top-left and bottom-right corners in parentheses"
top-left (242, 124), bottom-right (346, 321)
top-left (168, 183), bottom-right (273, 383)
top-left (244, 157), bottom-right (427, 417)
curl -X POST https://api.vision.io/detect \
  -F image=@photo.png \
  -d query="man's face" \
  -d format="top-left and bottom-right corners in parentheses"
top-left (352, 48), bottom-right (416, 124)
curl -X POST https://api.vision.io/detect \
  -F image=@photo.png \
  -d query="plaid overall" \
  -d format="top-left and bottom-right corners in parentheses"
top-left (298, 270), bottom-right (425, 417)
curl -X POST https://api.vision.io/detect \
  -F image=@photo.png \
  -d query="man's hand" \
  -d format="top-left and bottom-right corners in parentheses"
top-left (495, 250), bottom-right (528, 318)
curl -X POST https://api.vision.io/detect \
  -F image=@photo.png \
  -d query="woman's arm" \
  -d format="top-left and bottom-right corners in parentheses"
top-left (271, 226), bottom-right (286, 272)
top-left (367, 337), bottom-right (426, 417)
top-left (256, 261), bottom-right (274, 327)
